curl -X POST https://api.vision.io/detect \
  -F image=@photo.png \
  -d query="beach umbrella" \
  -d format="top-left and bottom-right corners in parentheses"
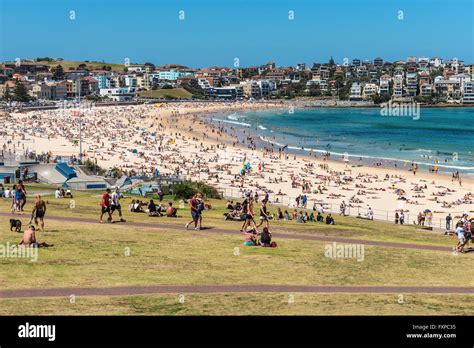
top-left (424, 209), bottom-right (432, 213)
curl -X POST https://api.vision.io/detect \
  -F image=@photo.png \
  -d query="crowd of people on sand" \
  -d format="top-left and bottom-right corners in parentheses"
top-left (2, 102), bottom-right (473, 255)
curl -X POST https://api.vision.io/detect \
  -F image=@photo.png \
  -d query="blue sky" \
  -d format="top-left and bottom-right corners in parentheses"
top-left (0, 0), bottom-right (473, 67)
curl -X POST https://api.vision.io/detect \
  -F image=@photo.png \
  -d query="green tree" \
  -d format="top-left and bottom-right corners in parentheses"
top-left (52, 64), bottom-right (65, 80)
top-left (3, 86), bottom-right (12, 101)
top-left (12, 83), bottom-right (30, 102)
top-left (308, 84), bottom-right (321, 97)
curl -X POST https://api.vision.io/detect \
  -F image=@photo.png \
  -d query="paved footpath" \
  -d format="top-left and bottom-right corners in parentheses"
top-left (1, 213), bottom-right (472, 298)
top-left (1, 284), bottom-right (474, 299)
top-left (0, 212), bottom-right (455, 253)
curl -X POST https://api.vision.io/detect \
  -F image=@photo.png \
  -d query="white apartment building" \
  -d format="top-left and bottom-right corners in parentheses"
top-left (379, 74), bottom-right (391, 95)
top-left (393, 77), bottom-right (403, 98)
top-left (405, 72), bottom-right (418, 96)
top-left (349, 82), bottom-right (362, 99)
top-left (462, 81), bottom-right (474, 103)
top-left (99, 87), bottom-right (138, 101)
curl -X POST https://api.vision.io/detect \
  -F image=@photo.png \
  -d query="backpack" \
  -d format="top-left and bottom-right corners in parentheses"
top-left (271, 241), bottom-right (278, 248)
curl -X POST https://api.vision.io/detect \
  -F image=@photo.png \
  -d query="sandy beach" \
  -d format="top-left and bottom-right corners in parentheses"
top-left (1, 102), bottom-right (472, 226)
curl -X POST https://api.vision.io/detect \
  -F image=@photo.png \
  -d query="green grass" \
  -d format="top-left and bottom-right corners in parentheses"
top-left (139, 88), bottom-right (193, 99)
top-left (1, 294), bottom-right (474, 316)
top-left (0, 184), bottom-right (472, 315)
top-left (36, 59), bottom-right (125, 72)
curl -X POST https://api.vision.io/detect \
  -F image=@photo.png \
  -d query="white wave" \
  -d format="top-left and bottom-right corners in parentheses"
top-left (217, 119), bottom-right (251, 127)
top-left (258, 136), bottom-right (474, 171)
top-left (258, 125), bottom-right (267, 130)
top-left (227, 113), bottom-right (238, 121)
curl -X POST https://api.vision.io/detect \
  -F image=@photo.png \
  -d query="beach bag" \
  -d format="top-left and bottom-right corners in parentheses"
top-left (271, 242), bottom-right (278, 248)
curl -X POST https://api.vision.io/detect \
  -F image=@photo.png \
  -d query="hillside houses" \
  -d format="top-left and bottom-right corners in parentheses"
top-left (0, 56), bottom-right (473, 103)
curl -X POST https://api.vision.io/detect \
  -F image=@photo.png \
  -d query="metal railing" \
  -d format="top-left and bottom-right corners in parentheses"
top-left (216, 186), bottom-right (454, 231)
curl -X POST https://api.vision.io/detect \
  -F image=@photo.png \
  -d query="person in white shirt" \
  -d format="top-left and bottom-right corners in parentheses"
top-left (455, 226), bottom-right (466, 253)
top-left (110, 187), bottom-right (126, 222)
top-left (55, 188), bottom-right (61, 199)
top-left (367, 207), bottom-right (374, 220)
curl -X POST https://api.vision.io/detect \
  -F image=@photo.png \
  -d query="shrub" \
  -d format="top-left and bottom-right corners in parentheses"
top-left (172, 180), bottom-right (221, 199)
top-left (84, 158), bottom-right (106, 176)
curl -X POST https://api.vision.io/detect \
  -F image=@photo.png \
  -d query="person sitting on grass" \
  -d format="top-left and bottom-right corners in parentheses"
top-left (128, 200), bottom-right (135, 212)
top-left (326, 213), bottom-right (335, 225)
top-left (277, 207), bottom-right (284, 220)
top-left (130, 200), bottom-right (143, 213)
top-left (316, 211), bottom-right (324, 222)
top-left (243, 227), bottom-right (257, 246)
top-left (309, 212), bottom-right (315, 221)
top-left (259, 227), bottom-right (272, 247)
top-left (18, 225), bottom-right (53, 248)
top-left (225, 200), bottom-right (234, 210)
top-left (297, 211), bottom-right (306, 223)
top-left (166, 202), bottom-right (177, 217)
top-left (283, 210), bottom-right (291, 220)
top-left (148, 199), bottom-right (162, 216)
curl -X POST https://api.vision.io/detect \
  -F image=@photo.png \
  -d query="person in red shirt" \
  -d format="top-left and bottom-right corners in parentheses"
top-left (100, 188), bottom-right (112, 223)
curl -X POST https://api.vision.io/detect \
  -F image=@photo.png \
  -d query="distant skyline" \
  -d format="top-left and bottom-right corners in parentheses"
top-left (1, 0), bottom-right (473, 67)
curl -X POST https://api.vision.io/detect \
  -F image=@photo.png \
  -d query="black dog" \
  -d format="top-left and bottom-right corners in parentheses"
top-left (9, 219), bottom-right (22, 232)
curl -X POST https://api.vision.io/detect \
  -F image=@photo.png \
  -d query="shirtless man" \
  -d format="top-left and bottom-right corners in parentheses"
top-left (30, 194), bottom-right (47, 232)
top-left (18, 225), bottom-right (52, 248)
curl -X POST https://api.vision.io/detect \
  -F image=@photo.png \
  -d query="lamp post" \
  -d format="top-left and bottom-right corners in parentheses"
top-left (77, 79), bottom-right (83, 164)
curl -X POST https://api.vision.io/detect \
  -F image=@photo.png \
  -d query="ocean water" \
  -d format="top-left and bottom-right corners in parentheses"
top-left (211, 107), bottom-right (474, 175)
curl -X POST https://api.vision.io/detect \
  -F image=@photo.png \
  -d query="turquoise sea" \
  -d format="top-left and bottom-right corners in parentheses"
top-left (211, 107), bottom-right (474, 175)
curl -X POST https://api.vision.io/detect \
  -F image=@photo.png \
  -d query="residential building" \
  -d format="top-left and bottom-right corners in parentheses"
top-left (240, 81), bottom-right (261, 99)
top-left (462, 81), bottom-right (474, 103)
top-left (405, 72), bottom-right (418, 96)
top-left (349, 82), bottom-right (362, 100)
top-left (207, 86), bottom-right (242, 100)
top-left (127, 65), bottom-right (145, 73)
top-left (434, 80), bottom-right (460, 98)
top-left (158, 69), bottom-right (193, 81)
top-left (379, 74), bottom-right (391, 95)
top-left (362, 83), bottom-right (378, 99)
top-left (99, 87), bottom-right (138, 101)
top-left (374, 57), bottom-right (383, 67)
top-left (420, 83), bottom-right (432, 97)
top-left (392, 77), bottom-right (403, 98)
top-left (30, 82), bottom-right (52, 100)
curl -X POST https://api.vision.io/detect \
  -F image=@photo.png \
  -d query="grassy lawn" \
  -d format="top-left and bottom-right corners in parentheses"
top-left (1, 294), bottom-right (473, 316)
top-left (139, 88), bottom-right (193, 99)
top-left (0, 184), bottom-right (472, 315)
top-left (35, 59), bottom-right (125, 72)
